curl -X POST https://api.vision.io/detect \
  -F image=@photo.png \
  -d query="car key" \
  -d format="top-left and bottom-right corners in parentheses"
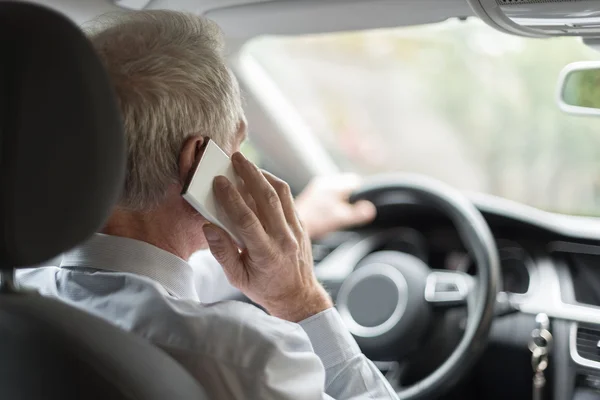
top-left (531, 347), bottom-right (548, 400)
top-left (529, 314), bottom-right (552, 400)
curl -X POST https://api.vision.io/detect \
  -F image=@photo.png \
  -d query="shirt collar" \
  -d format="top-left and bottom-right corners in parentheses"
top-left (60, 233), bottom-right (199, 301)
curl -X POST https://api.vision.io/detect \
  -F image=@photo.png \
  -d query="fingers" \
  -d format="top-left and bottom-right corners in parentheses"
top-left (334, 200), bottom-right (377, 229)
top-left (213, 175), bottom-right (268, 249)
top-left (348, 200), bottom-right (377, 224)
top-left (231, 153), bottom-right (289, 234)
top-left (262, 171), bottom-right (303, 236)
top-left (202, 224), bottom-right (247, 288)
top-left (238, 180), bottom-right (258, 216)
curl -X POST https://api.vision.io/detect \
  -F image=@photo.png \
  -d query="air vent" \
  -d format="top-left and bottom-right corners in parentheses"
top-left (577, 369), bottom-right (600, 392)
top-left (577, 324), bottom-right (600, 363)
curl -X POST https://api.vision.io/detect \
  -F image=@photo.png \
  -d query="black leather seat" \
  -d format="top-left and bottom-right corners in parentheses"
top-left (0, 3), bottom-right (208, 399)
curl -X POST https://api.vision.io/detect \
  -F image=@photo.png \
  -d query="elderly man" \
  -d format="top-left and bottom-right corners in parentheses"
top-left (18, 10), bottom-right (398, 400)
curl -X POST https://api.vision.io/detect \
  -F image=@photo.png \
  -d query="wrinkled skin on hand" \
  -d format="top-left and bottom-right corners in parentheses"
top-left (203, 153), bottom-right (332, 322)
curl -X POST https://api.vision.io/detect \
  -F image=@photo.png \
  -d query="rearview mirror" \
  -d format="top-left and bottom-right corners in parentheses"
top-left (467, 0), bottom-right (600, 38)
top-left (558, 62), bottom-right (600, 116)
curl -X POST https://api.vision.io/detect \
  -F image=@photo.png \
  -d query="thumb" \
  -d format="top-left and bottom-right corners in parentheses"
top-left (203, 224), bottom-right (245, 287)
top-left (349, 200), bottom-right (377, 224)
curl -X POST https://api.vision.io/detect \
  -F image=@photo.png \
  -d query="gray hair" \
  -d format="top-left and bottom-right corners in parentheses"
top-left (87, 10), bottom-right (243, 210)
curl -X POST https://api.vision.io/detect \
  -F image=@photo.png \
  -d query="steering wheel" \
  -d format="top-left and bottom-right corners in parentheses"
top-left (315, 174), bottom-right (500, 399)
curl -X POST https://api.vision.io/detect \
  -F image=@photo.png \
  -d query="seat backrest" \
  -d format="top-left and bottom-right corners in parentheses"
top-left (0, 3), bottom-right (208, 399)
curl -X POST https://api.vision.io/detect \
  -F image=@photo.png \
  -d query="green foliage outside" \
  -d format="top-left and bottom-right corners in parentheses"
top-left (563, 69), bottom-right (600, 109)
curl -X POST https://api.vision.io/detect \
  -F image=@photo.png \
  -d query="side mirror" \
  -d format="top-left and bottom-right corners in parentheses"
top-left (557, 61), bottom-right (600, 116)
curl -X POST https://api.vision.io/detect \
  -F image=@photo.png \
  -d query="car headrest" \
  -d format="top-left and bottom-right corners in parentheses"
top-left (0, 3), bottom-right (125, 268)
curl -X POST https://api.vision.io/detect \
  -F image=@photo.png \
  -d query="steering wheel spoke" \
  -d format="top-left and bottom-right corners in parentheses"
top-left (424, 270), bottom-right (475, 307)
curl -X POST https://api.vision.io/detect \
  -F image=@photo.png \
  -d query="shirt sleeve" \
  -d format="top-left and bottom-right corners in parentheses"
top-left (299, 308), bottom-right (399, 399)
top-left (255, 316), bottom-right (398, 400)
top-left (189, 253), bottom-right (398, 398)
top-left (229, 305), bottom-right (398, 400)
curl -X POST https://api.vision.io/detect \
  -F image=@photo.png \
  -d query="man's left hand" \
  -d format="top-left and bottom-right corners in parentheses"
top-left (295, 174), bottom-right (377, 240)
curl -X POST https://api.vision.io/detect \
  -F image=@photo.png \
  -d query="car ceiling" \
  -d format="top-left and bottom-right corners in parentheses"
top-left (28, 0), bottom-right (473, 38)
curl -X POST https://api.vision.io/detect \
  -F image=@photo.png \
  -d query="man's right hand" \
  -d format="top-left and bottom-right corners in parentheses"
top-left (202, 152), bottom-right (333, 323)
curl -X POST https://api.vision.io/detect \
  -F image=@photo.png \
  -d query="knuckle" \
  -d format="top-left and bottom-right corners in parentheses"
top-left (265, 247), bottom-right (281, 263)
top-left (275, 180), bottom-right (291, 196)
top-left (210, 247), bottom-right (237, 271)
top-left (265, 188), bottom-right (280, 207)
top-left (221, 185), bottom-right (237, 205)
top-left (238, 210), bottom-right (259, 232)
top-left (281, 236), bottom-right (300, 253)
top-left (212, 247), bottom-right (231, 263)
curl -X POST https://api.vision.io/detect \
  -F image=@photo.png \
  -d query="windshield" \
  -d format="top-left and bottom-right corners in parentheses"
top-left (246, 19), bottom-right (600, 217)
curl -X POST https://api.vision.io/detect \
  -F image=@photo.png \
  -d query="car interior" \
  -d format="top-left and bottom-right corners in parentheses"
top-left (3, 0), bottom-right (600, 399)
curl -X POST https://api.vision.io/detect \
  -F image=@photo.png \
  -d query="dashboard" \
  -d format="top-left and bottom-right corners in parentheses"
top-left (311, 196), bottom-right (600, 400)
top-left (374, 228), bottom-right (533, 295)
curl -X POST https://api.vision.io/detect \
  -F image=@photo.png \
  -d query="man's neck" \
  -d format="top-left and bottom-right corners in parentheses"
top-left (101, 205), bottom-right (203, 261)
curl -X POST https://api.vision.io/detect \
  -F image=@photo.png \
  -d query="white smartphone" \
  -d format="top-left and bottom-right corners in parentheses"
top-left (181, 139), bottom-right (245, 248)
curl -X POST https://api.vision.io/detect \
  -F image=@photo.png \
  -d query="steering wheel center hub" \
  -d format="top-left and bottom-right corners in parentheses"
top-left (338, 264), bottom-right (408, 337)
top-left (336, 251), bottom-right (433, 361)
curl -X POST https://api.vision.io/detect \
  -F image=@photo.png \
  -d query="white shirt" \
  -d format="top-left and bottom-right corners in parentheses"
top-left (190, 250), bottom-right (243, 303)
top-left (17, 233), bottom-right (398, 400)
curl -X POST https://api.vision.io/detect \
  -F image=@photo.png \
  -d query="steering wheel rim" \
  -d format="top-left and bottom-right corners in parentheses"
top-left (348, 174), bottom-right (501, 399)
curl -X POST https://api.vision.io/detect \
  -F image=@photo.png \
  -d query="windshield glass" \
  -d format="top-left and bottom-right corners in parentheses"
top-left (246, 19), bottom-right (600, 217)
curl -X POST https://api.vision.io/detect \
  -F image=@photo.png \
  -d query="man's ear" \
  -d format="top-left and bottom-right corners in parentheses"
top-left (178, 135), bottom-right (206, 186)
